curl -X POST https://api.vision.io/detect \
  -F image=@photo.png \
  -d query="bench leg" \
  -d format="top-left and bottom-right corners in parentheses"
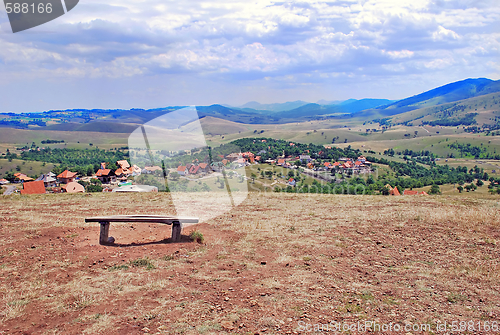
top-left (171, 221), bottom-right (182, 242)
top-left (99, 221), bottom-right (110, 245)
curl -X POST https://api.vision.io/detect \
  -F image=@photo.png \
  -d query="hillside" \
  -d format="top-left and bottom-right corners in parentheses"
top-left (389, 92), bottom-right (500, 126)
top-left (237, 100), bottom-right (310, 112)
top-left (275, 99), bottom-right (394, 119)
top-left (1, 193), bottom-right (499, 333)
top-left (380, 78), bottom-right (500, 113)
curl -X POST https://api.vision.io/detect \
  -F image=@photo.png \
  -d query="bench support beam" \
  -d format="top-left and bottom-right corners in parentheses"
top-left (171, 221), bottom-right (182, 242)
top-left (99, 221), bottom-right (110, 245)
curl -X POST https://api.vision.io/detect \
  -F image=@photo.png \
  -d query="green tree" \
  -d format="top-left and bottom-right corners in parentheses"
top-left (429, 184), bottom-right (441, 195)
top-left (86, 184), bottom-right (103, 192)
top-left (457, 185), bottom-right (463, 193)
top-left (380, 186), bottom-right (390, 195)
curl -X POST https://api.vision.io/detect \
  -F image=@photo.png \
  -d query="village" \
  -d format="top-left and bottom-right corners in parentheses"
top-left (1, 143), bottom-right (426, 196)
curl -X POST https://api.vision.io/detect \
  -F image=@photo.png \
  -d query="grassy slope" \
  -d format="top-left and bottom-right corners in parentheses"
top-left (0, 159), bottom-right (56, 178)
top-left (390, 92), bottom-right (500, 125)
top-left (0, 128), bottom-right (129, 152)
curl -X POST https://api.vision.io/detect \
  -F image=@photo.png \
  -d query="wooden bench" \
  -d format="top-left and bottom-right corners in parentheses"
top-left (85, 215), bottom-right (199, 245)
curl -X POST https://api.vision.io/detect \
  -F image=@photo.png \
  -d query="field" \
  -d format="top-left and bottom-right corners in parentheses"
top-left (0, 159), bottom-right (57, 179)
top-left (1, 192), bottom-right (500, 334)
top-left (0, 128), bottom-right (128, 153)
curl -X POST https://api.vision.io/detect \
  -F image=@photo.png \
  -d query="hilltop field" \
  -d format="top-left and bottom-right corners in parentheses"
top-left (1, 192), bottom-right (499, 334)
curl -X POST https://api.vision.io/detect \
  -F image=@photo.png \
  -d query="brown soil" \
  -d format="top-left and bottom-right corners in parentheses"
top-left (0, 192), bottom-right (499, 334)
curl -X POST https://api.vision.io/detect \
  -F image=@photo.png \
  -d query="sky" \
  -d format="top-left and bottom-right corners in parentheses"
top-left (0, 0), bottom-right (499, 112)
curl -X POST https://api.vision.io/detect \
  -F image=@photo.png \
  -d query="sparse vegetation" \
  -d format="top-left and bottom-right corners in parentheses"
top-left (1, 192), bottom-right (499, 333)
top-left (189, 230), bottom-right (204, 244)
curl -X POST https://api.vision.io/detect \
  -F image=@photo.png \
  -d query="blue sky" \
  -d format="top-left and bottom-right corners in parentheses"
top-left (0, 0), bottom-right (499, 112)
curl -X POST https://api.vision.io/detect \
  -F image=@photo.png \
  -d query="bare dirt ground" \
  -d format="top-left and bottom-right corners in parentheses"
top-left (1, 192), bottom-right (500, 334)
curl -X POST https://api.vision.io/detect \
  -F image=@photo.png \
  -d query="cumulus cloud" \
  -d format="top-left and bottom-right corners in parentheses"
top-left (0, 0), bottom-right (499, 111)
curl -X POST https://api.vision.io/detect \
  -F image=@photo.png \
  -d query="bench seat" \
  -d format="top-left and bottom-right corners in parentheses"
top-left (85, 215), bottom-right (199, 245)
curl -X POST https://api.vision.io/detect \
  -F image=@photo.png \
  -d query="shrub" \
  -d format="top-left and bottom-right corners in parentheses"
top-left (429, 184), bottom-right (441, 195)
top-left (129, 257), bottom-right (155, 270)
top-left (190, 230), bottom-right (204, 244)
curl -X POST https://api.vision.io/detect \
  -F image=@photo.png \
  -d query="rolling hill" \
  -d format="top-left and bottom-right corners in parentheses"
top-left (380, 78), bottom-right (500, 113)
top-left (237, 100), bottom-right (310, 112)
top-left (1, 78), bottom-right (499, 131)
top-left (275, 99), bottom-right (394, 119)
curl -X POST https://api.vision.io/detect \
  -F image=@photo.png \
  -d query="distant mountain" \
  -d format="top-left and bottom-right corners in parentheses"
top-left (381, 78), bottom-right (500, 112)
top-left (238, 100), bottom-right (310, 112)
top-left (196, 104), bottom-right (281, 124)
top-left (3, 78), bottom-right (498, 131)
top-left (276, 99), bottom-right (394, 119)
top-left (316, 99), bottom-right (343, 105)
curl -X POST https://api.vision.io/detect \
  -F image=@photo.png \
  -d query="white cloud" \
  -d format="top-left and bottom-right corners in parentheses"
top-left (0, 0), bottom-right (499, 111)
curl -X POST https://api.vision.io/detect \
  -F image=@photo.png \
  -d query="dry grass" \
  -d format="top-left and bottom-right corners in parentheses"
top-left (1, 192), bottom-right (500, 333)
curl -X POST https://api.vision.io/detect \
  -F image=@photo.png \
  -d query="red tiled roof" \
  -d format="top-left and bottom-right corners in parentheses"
top-left (57, 170), bottom-right (77, 179)
top-left (199, 163), bottom-right (208, 169)
top-left (21, 180), bottom-right (46, 195)
top-left (355, 161), bottom-right (362, 166)
top-left (404, 190), bottom-right (419, 195)
top-left (15, 173), bottom-right (34, 181)
top-left (189, 165), bottom-right (200, 174)
top-left (390, 188), bottom-right (400, 196)
top-left (96, 169), bottom-right (111, 177)
top-left (117, 160), bottom-right (130, 168)
top-left (177, 166), bottom-right (187, 172)
top-left (333, 162), bottom-right (340, 166)
top-left (277, 159), bottom-right (285, 164)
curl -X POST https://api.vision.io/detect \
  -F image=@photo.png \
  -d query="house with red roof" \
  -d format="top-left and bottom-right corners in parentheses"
top-left (116, 160), bottom-right (130, 169)
top-left (14, 173), bottom-right (34, 182)
top-left (226, 153), bottom-right (241, 162)
top-left (189, 165), bottom-right (200, 174)
top-left (96, 169), bottom-right (116, 184)
top-left (404, 190), bottom-right (428, 196)
top-left (198, 163), bottom-right (209, 173)
top-left (177, 166), bottom-right (188, 176)
top-left (57, 170), bottom-right (77, 184)
top-left (20, 180), bottom-right (46, 195)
